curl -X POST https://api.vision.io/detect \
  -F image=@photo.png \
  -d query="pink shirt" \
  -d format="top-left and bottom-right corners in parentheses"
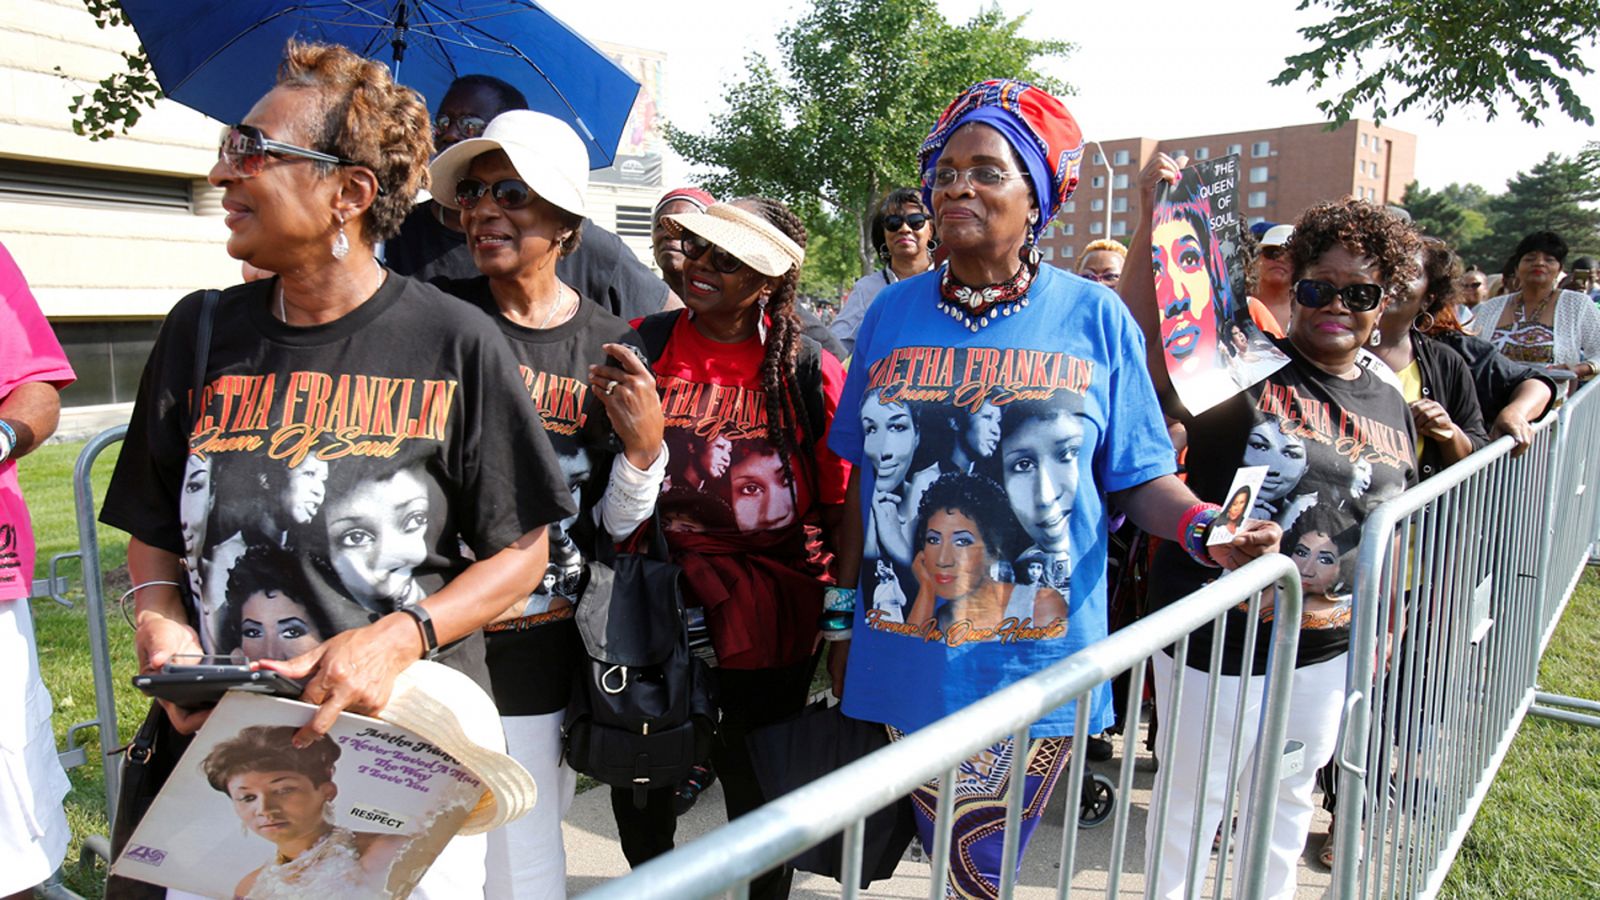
top-left (0, 243), bottom-right (75, 600)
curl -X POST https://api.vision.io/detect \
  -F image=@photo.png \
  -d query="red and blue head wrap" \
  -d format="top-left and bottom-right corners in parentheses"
top-left (918, 80), bottom-right (1084, 241)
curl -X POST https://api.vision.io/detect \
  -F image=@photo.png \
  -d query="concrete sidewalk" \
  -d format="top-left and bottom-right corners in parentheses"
top-left (561, 734), bottom-right (1334, 898)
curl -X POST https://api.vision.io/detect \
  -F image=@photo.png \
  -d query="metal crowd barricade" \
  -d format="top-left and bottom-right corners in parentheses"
top-left (1334, 378), bottom-right (1600, 899)
top-left (584, 555), bottom-right (1305, 900)
top-left (73, 425), bottom-right (130, 818)
top-left (34, 426), bottom-right (128, 899)
top-left (1529, 378), bottom-right (1600, 726)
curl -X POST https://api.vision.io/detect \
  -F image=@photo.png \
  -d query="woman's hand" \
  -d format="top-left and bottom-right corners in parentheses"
top-left (259, 613), bottom-right (424, 748)
top-left (1206, 518), bottom-right (1282, 570)
top-left (1409, 399), bottom-right (1456, 442)
top-left (1552, 361), bottom-right (1597, 380)
top-left (135, 614), bottom-right (212, 734)
top-left (1490, 408), bottom-right (1535, 456)
top-left (589, 343), bottom-right (664, 470)
top-left (1137, 151), bottom-right (1189, 211)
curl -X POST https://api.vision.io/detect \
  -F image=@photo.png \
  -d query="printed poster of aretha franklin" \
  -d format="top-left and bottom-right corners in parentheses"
top-left (1151, 155), bottom-right (1287, 414)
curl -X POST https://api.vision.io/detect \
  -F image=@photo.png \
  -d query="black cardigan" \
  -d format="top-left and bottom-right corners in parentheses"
top-left (1409, 329), bottom-right (1490, 481)
top-left (1430, 328), bottom-right (1559, 423)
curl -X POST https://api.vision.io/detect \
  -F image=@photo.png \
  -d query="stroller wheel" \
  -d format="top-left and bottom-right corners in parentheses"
top-left (1078, 773), bottom-right (1116, 829)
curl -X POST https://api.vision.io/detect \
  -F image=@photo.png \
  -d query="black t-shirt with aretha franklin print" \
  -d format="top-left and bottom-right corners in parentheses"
top-left (100, 274), bottom-right (576, 690)
top-left (439, 276), bottom-right (645, 715)
top-left (1152, 341), bottom-right (1417, 676)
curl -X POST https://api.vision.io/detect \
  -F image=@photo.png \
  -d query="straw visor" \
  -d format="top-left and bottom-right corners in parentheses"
top-left (428, 109), bottom-right (588, 218)
top-left (664, 203), bottom-right (805, 277)
top-left (377, 660), bottom-right (536, 835)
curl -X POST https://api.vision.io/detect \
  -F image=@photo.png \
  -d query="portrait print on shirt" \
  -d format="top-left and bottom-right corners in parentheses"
top-left (1152, 155), bottom-right (1287, 413)
top-left (1236, 374), bottom-right (1412, 631)
top-left (856, 345), bottom-right (1104, 647)
top-left (657, 374), bottom-right (811, 537)
top-left (182, 371), bottom-right (462, 661)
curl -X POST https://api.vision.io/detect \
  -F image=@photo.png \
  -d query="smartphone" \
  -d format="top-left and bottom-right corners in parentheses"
top-left (133, 663), bottom-right (305, 711)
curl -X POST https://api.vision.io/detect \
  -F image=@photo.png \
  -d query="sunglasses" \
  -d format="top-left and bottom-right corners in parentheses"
top-left (1294, 279), bottom-right (1384, 312)
top-left (883, 213), bottom-right (930, 232)
top-left (454, 178), bottom-right (536, 211)
top-left (1259, 246), bottom-right (1288, 260)
top-left (680, 233), bottom-right (747, 274)
top-left (218, 124), bottom-right (360, 178)
top-left (435, 113), bottom-right (488, 139)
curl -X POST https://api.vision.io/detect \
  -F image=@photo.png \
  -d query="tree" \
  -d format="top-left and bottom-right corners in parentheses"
top-left (668, 0), bottom-right (1070, 295)
top-left (1468, 149), bottom-right (1600, 267)
top-left (61, 0), bottom-right (161, 140)
top-left (1400, 181), bottom-right (1488, 251)
top-left (1274, 0), bottom-right (1600, 127)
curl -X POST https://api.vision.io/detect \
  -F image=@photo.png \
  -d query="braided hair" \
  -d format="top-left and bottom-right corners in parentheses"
top-left (733, 197), bottom-right (811, 461)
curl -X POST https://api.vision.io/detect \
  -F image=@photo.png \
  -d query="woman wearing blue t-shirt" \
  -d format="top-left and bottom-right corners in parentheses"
top-left (826, 80), bottom-right (1281, 900)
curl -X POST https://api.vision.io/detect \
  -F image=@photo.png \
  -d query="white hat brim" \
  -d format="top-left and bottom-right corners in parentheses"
top-left (664, 204), bottom-right (804, 278)
top-left (378, 660), bottom-right (537, 835)
top-left (428, 136), bottom-right (587, 220)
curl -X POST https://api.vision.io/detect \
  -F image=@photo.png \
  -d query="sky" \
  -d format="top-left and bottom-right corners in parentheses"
top-left (539, 0), bottom-right (1600, 194)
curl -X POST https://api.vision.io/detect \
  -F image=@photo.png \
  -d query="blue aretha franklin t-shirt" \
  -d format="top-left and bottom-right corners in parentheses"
top-left (829, 264), bottom-right (1175, 737)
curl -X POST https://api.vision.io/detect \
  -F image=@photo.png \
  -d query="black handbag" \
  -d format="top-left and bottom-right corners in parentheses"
top-left (106, 289), bottom-right (217, 900)
top-left (747, 701), bottom-right (916, 888)
top-left (561, 516), bottom-right (718, 808)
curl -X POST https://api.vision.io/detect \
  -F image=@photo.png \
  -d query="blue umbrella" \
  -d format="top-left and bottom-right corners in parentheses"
top-left (117, 0), bottom-right (640, 169)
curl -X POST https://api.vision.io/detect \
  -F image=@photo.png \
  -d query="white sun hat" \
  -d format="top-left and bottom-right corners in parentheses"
top-left (1260, 224), bottom-right (1294, 248)
top-left (377, 659), bottom-right (535, 835)
top-left (428, 109), bottom-right (588, 219)
top-left (662, 202), bottom-right (805, 277)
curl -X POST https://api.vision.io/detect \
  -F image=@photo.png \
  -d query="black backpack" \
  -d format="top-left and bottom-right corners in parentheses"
top-left (561, 519), bottom-right (718, 807)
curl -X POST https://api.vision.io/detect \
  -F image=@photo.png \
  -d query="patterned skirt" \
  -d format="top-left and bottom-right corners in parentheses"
top-left (890, 728), bottom-right (1073, 899)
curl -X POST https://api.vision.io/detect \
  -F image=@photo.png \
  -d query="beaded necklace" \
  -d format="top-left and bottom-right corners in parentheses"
top-left (936, 251), bottom-right (1039, 332)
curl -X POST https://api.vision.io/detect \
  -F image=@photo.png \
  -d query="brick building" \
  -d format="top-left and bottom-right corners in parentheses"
top-left (1039, 120), bottom-right (1416, 268)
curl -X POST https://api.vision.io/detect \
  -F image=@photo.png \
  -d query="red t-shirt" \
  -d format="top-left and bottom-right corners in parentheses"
top-left (641, 312), bottom-right (850, 667)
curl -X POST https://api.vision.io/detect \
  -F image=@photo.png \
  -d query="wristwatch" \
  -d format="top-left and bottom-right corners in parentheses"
top-left (399, 605), bottom-right (441, 659)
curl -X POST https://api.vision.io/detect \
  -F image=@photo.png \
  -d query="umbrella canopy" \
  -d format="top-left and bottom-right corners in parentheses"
top-left (118, 0), bottom-right (640, 169)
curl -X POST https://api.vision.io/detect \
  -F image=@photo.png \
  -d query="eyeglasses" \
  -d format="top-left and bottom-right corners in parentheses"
top-left (922, 165), bottom-right (1025, 191)
top-left (1294, 278), bottom-right (1384, 312)
top-left (435, 113), bottom-right (488, 139)
top-left (454, 177), bottom-right (536, 211)
top-left (1079, 270), bottom-right (1121, 285)
top-left (218, 124), bottom-right (359, 178)
top-left (680, 233), bottom-right (747, 274)
top-left (883, 213), bottom-right (930, 232)
top-left (1259, 246), bottom-right (1288, 261)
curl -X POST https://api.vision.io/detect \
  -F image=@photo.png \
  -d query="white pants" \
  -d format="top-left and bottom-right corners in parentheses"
top-left (0, 599), bottom-right (71, 896)
top-left (484, 711), bottom-right (577, 900)
top-left (1145, 649), bottom-right (1346, 900)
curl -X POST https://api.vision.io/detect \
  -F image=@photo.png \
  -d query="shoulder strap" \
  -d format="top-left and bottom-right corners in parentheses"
top-left (793, 336), bottom-right (826, 450)
top-left (189, 289), bottom-right (220, 434)
top-left (636, 309), bottom-right (684, 365)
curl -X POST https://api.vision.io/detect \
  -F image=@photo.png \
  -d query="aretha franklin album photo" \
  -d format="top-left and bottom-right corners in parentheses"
top-left (111, 692), bottom-right (484, 899)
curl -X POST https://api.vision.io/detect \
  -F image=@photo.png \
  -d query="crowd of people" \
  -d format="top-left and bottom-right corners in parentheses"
top-left (2, 36), bottom-right (1595, 900)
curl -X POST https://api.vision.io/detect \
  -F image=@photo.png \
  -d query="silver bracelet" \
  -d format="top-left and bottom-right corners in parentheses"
top-left (119, 580), bottom-right (183, 629)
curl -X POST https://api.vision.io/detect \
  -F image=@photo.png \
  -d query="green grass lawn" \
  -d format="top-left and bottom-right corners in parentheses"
top-left (16, 438), bottom-right (1600, 898)
top-left (1439, 570), bottom-right (1600, 899)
